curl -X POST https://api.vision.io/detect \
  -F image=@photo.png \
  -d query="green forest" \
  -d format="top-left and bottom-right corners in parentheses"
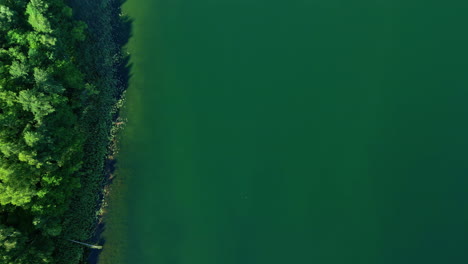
top-left (0, 0), bottom-right (126, 263)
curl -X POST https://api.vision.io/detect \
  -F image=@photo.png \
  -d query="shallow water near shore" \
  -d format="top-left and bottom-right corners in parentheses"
top-left (98, 1), bottom-right (468, 263)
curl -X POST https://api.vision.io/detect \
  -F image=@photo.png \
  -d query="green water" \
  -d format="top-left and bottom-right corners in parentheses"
top-left (99, 1), bottom-right (468, 263)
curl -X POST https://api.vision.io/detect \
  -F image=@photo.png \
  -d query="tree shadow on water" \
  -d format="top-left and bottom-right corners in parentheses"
top-left (111, 0), bottom-right (134, 102)
top-left (86, 225), bottom-right (106, 264)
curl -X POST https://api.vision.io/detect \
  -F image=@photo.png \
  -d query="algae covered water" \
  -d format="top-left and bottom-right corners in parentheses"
top-left (99, 0), bottom-right (468, 263)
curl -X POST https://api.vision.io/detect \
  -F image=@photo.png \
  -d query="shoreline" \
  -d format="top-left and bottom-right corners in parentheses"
top-left (63, 0), bottom-right (132, 263)
top-left (86, 112), bottom-right (128, 264)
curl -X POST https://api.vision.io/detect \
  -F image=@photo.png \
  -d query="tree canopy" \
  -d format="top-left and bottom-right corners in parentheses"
top-left (0, 0), bottom-right (97, 262)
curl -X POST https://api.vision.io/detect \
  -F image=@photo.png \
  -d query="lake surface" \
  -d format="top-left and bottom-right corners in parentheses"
top-left (98, 0), bottom-right (468, 263)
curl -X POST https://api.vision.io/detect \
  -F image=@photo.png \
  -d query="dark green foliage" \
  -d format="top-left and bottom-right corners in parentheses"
top-left (0, 0), bottom-right (125, 263)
